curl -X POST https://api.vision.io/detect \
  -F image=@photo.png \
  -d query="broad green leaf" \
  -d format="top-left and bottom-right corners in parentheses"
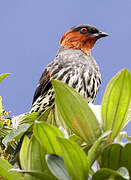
top-left (19, 112), bottom-right (39, 124)
top-left (2, 123), bottom-right (30, 147)
top-left (100, 143), bottom-right (131, 176)
top-left (19, 136), bottom-right (30, 170)
top-left (52, 80), bottom-right (102, 145)
top-left (46, 154), bottom-right (72, 180)
top-left (87, 131), bottom-right (111, 167)
top-left (101, 143), bottom-right (122, 170)
top-left (0, 96), bottom-right (3, 114)
top-left (19, 135), bottom-right (54, 180)
top-left (34, 122), bottom-right (89, 180)
top-left (33, 122), bottom-right (64, 154)
top-left (27, 135), bottom-right (46, 171)
top-left (0, 157), bottom-right (24, 180)
top-left (9, 169), bottom-right (57, 180)
top-left (119, 143), bottom-right (131, 177)
top-left (92, 167), bottom-right (129, 180)
top-left (57, 137), bottom-right (89, 180)
top-left (0, 73), bottom-right (10, 83)
top-left (101, 69), bottom-right (131, 142)
top-left (117, 167), bottom-right (130, 180)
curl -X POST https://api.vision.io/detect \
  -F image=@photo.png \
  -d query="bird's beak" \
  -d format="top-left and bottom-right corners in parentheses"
top-left (93, 31), bottom-right (109, 38)
top-left (98, 31), bottom-right (109, 37)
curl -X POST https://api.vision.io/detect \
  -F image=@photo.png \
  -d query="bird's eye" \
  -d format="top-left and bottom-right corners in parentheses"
top-left (80, 28), bottom-right (88, 33)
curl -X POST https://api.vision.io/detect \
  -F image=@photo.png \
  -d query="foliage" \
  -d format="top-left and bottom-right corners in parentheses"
top-left (0, 69), bottom-right (131, 180)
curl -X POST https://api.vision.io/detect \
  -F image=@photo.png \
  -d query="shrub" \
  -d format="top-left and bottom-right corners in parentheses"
top-left (0, 69), bottom-right (131, 180)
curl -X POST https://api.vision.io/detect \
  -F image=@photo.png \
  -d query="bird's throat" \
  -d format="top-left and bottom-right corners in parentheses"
top-left (60, 31), bottom-right (97, 55)
top-left (61, 39), bottom-right (97, 55)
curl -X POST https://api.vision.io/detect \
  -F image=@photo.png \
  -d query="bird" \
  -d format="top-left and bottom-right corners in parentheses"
top-left (30, 24), bottom-right (108, 115)
top-left (10, 24), bottom-right (108, 163)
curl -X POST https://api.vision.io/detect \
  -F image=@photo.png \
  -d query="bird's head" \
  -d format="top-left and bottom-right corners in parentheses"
top-left (60, 24), bottom-right (108, 55)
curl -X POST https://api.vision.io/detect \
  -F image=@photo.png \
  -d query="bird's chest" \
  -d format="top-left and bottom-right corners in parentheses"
top-left (49, 60), bottom-right (101, 102)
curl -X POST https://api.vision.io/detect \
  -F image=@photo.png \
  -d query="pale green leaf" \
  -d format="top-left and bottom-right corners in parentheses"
top-left (26, 136), bottom-right (46, 171)
top-left (9, 169), bottom-right (57, 180)
top-left (0, 73), bottom-right (10, 83)
top-left (52, 80), bottom-right (102, 145)
top-left (101, 69), bottom-right (131, 142)
top-left (92, 167), bottom-right (129, 180)
top-left (0, 157), bottom-right (24, 180)
top-left (87, 131), bottom-right (111, 167)
top-left (19, 112), bottom-right (39, 124)
top-left (117, 167), bottom-right (130, 180)
top-left (0, 96), bottom-right (3, 114)
top-left (46, 154), bottom-right (72, 180)
top-left (2, 123), bottom-right (30, 147)
top-left (19, 136), bottom-right (30, 170)
top-left (100, 143), bottom-right (131, 176)
top-left (57, 137), bottom-right (89, 180)
top-left (33, 121), bottom-right (64, 155)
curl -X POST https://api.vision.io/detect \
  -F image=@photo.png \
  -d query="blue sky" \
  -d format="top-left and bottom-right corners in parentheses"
top-left (0, 0), bottom-right (131, 133)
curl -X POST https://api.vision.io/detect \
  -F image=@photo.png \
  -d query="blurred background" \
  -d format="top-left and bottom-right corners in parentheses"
top-left (0, 0), bottom-right (131, 132)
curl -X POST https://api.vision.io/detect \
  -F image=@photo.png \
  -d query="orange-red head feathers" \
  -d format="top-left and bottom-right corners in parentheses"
top-left (60, 24), bottom-right (108, 55)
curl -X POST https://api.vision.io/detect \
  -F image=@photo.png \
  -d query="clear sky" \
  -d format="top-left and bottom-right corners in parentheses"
top-left (0, 0), bottom-right (131, 133)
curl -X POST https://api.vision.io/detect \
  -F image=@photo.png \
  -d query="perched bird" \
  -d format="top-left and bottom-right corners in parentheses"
top-left (11, 24), bottom-right (108, 163)
top-left (30, 24), bottom-right (108, 115)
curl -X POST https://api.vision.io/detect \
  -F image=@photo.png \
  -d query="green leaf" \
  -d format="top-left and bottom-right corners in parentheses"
top-left (101, 143), bottom-right (123, 169)
top-left (0, 96), bottom-right (3, 114)
top-left (46, 154), bottom-right (72, 180)
top-left (101, 69), bottom-right (131, 142)
top-left (33, 121), bottom-right (64, 154)
top-left (19, 136), bottom-right (30, 170)
top-left (87, 131), bottom-right (111, 167)
top-left (26, 135), bottom-right (46, 171)
top-left (0, 73), bottom-right (10, 83)
top-left (2, 123), bottom-right (30, 147)
top-left (52, 80), bottom-right (102, 145)
top-left (9, 169), bottom-right (57, 180)
top-left (100, 143), bottom-right (131, 177)
top-left (19, 112), bottom-right (39, 124)
top-left (57, 137), bottom-right (89, 180)
top-left (19, 135), bottom-right (54, 180)
top-left (117, 167), bottom-right (130, 180)
top-left (34, 122), bottom-right (89, 180)
top-left (92, 167), bottom-right (129, 180)
top-left (0, 157), bottom-right (24, 180)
